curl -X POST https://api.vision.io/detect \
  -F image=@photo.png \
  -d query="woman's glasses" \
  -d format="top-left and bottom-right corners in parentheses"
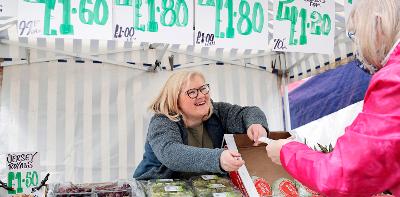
top-left (186, 84), bottom-right (210, 99)
top-left (347, 31), bottom-right (356, 41)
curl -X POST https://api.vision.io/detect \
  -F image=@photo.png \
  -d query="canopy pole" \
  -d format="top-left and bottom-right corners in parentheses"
top-left (0, 39), bottom-right (148, 70)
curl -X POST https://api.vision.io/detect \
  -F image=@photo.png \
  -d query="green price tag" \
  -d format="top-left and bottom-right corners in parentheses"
top-left (195, 0), bottom-right (268, 49)
top-left (6, 152), bottom-right (41, 196)
top-left (272, 0), bottom-right (334, 54)
top-left (7, 171), bottom-right (40, 195)
top-left (122, 0), bottom-right (193, 44)
top-left (197, 0), bottom-right (265, 39)
top-left (20, 0), bottom-right (112, 39)
top-left (132, 0), bottom-right (190, 33)
top-left (276, 0), bottom-right (331, 46)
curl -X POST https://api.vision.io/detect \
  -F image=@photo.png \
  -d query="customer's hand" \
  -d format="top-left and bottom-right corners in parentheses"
top-left (247, 124), bottom-right (268, 146)
top-left (266, 139), bottom-right (292, 165)
top-left (220, 150), bottom-right (245, 172)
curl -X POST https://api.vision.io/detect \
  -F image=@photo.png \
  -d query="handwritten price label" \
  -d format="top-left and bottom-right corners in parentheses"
top-left (195, 0), bottom-right (268, 50)
top-left (6, 152), bottom-right (41, 197)
top-left (18, 20), bottom-right (41, 36)
top-left (113, 1), bottom-right (136, 41)
top-left (18, 0), bottom-right (112, 39)
top-left (196, 31), bottom-right (216, 46)
top-left (131, 0), bottom-right (193, 44)
top-left (272, 0), bottom-right (334, 54)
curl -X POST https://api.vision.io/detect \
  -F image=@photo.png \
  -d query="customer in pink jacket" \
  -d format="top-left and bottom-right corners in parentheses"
top-left (266, 0), bottom-right (400, 196)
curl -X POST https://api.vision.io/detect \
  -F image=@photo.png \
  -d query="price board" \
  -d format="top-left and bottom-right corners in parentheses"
top-left (17, 0), bottom-right (113, 40)
top-left (6, 152), bottom-right (43, 197)
top-left (272, 0), bottom-right (335, 54)
top-left (113, 0), bottom-right (135, 42)
top-left (132, 0), bottom-right (194, 45)
top-left (195, 0), bottom-right (268, 50)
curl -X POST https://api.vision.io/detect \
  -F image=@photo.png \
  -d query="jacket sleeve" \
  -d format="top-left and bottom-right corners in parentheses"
top-left (213, 102), bottom-right (269, 134)
top-left (280, 70), bottom-right (400, 197)
top-left (148, 115), bottom-right (225, 173)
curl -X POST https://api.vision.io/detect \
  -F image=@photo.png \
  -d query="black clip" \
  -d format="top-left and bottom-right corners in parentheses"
top-left (0, 179), bottom-right (14, 191)
top-left (31, 173), bottom-right (50, 193)
top-left (154, 60), bottom-right (161, 71)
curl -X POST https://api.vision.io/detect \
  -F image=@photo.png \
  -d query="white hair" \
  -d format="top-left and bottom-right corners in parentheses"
top-left (347, 0), bottom-right (400, 70)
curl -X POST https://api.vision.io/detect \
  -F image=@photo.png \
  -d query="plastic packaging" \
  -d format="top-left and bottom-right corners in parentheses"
top-left (251, 176), bottom-right (272, 197)
top-left (271, 178), bottom-right (298, 197)
top-left (145, 179), bottom-right (193, 197)
top-left (47, 180), bottom-right (143, 197)
top-left (190, 175), bottom-right (241, 197)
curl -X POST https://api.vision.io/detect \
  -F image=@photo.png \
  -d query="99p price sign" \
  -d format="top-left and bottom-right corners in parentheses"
top-left (195, 0), bottom-right (268, 50)
top-left (272, 0), bottom-right (335, 54)
top-left (131, 0), bottom-right (193, 44)
top-left (18, 0), bottom-right (112, 40)
top-left (6, 152), bottom-right (42, 196)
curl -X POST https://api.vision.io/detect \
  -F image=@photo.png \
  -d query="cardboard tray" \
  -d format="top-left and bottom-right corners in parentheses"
top-left (224, 132), bottom-right (293, 197)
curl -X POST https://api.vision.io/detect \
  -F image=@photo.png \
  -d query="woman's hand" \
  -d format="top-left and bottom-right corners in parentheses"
top-left (220, 150), bottom-right (245, 172)
top-left (265, 139), bottom-right (292, 165)
top-left (247, 124), bottom-right (268, 146)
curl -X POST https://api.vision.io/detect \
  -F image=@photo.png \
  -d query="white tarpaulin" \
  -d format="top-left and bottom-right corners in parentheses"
top-left (0, 62), bottom-right (284, 183)
top-left (0, 0), bottom-right (357, 184)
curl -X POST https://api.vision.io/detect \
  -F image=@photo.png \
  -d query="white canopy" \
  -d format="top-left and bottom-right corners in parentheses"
top-left (0, 0), bottom-right (356, 184)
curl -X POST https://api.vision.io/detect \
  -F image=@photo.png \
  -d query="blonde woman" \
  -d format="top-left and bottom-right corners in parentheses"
top-left (266, 0), bottom-right (400, 196)
top-left (133, 71), bottom-right (269, 179)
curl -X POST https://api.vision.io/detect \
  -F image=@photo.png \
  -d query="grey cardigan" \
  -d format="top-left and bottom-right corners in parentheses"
top-left (133, 101), bottom-right (269, 180)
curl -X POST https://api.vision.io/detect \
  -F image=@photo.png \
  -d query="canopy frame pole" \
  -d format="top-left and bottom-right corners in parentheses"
top-left (0, 39), bottom-right (148, 70)
top-left (168, 48), bottom-right (282, 72)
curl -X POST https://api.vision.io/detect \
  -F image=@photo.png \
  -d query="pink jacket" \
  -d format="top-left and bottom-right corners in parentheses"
top-left (281, 41), bottom-right (400, 197)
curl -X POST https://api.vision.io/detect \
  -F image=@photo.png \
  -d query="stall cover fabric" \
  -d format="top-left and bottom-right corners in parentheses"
top-left (289, 60), bottom-right (371, 129)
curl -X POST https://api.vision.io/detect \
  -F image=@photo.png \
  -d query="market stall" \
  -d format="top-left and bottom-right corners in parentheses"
top-left (0, 0), bottom-right (375, 196)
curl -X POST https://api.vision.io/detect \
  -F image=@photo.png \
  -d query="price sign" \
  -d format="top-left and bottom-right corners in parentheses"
top-left (113, 0), bottom-right (135, 42)
top-left (196, 0), bottom-right (268, 50)
top-left (17, 0), bottom-right (112, 40)
top-left (132, 0), bottom-right (193, 44)
top-left (0, 1), bottom-right (17, 17)
top-left (6, 152), bottom-right (41, 196)
top-left (272, 0), bottom-right (335, 54)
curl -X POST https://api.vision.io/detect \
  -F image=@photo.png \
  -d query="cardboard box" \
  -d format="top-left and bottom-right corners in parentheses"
top-left (224, 132), bottom-right (293, 197)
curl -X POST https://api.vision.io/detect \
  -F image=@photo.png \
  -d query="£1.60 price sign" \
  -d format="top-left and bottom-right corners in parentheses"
top-left (195, 0), bottom-right (268, 50)
top-left (6, 152), bottom-right (42, 196)
top-left (131, 0), bottom-right (193, 45)
top-left (272, 0), bottom-right (335, 54)
top-left (17, 0), bottom-right (112, 40)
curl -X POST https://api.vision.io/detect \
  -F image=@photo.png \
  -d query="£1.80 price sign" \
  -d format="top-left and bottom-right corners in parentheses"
top-left (195, 0), bottom-right (268, 50)
top-left (130, 0), bottom-right (193, 45)
top-left (17, 0), bottom-right (112, 40)
top-left (272, 0), bottom-right (335, 54)
top-left (6, 152), bottom-right (42, 196)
